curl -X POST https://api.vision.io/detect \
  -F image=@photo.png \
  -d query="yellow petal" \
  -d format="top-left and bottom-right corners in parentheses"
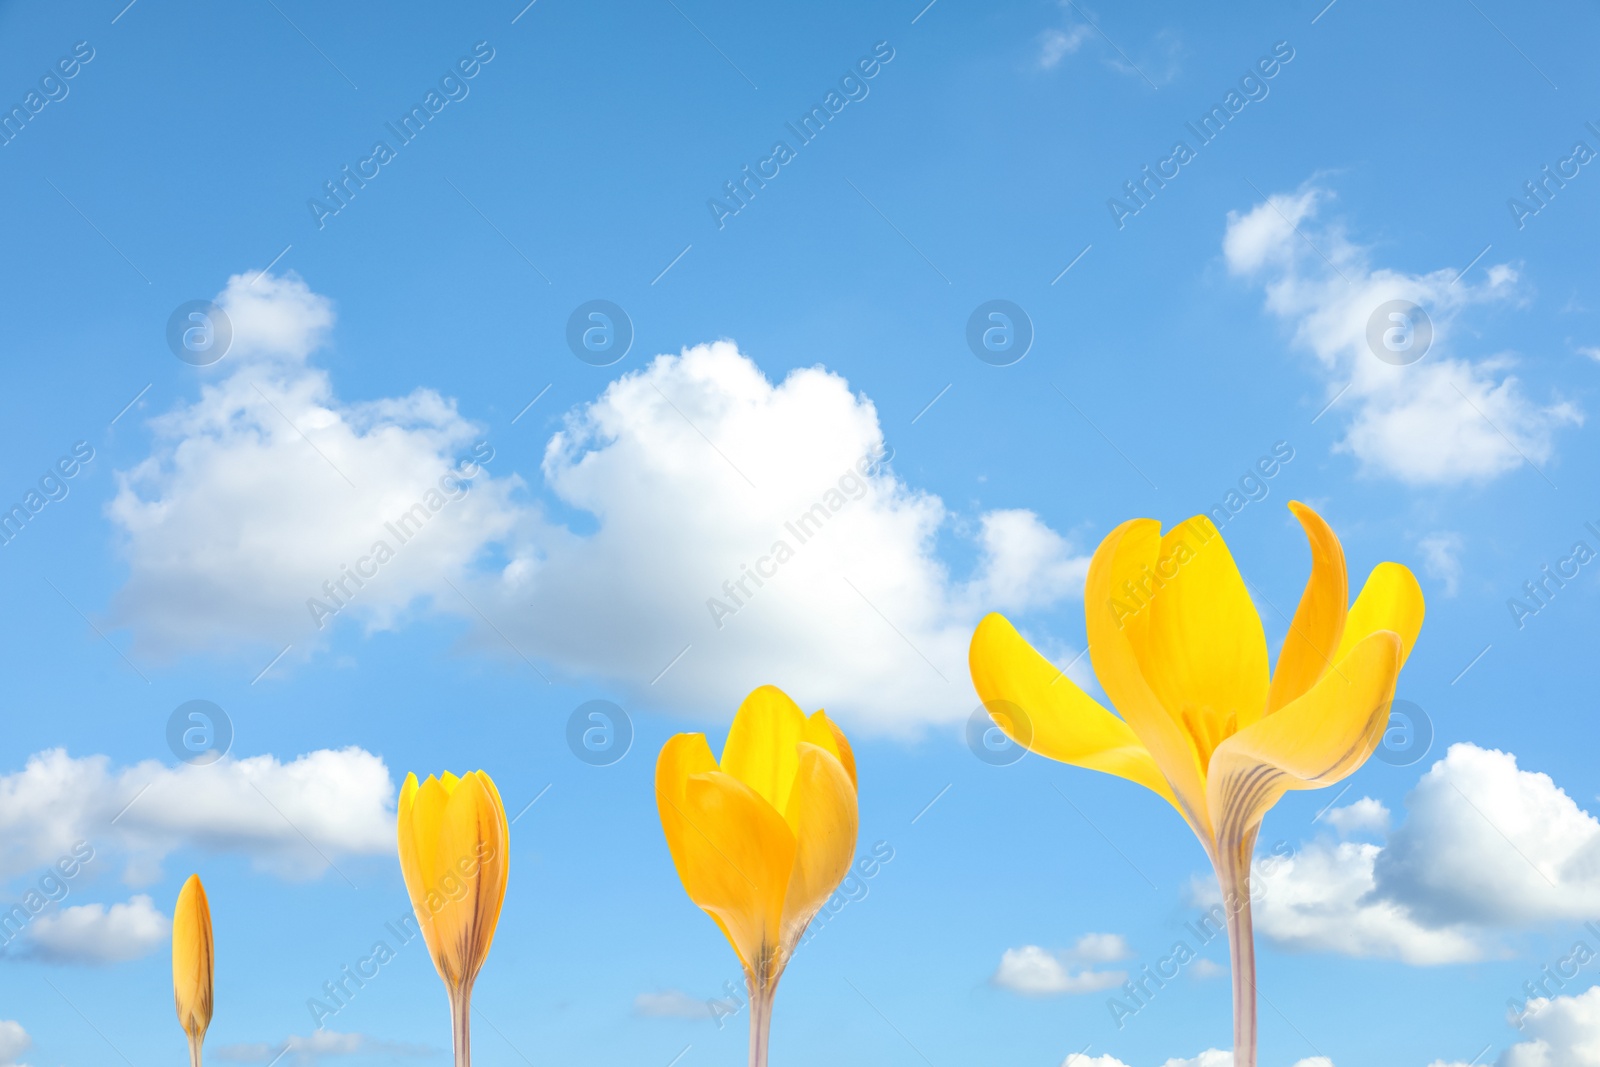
top-left (968, 613), bottom-right (1179, 810)
top-left (656, 735), bottom-right (796, 979)
top-left (1266, 502), bottom-right (1349, 714)
top-left (1206, 630), bottom-right (1401, 849)
top-left (801, 710), bottom-right (856, 791)
top-left (1085, 519), bottom-right (1214, 841)
top-left (777, 743), bottom-right (858, 958)
top-left (1140, 516), bottom-right (1271, 750)
top-left (1334, 562), bottom-right (1425, 668)
top-left (172, 873), bottom-right (214, 1042)
top-left (719, 685), bottom-right (808, 813)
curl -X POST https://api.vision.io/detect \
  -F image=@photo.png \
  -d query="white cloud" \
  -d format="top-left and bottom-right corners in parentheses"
top-left (1257, 744), bottom-right (1600, 964)
top-left (1062, 1053), bottom-right (1330, 1067)
top-left (1189, 958), bottom-right (1225, 979)
top-left (1038, 25), bottom-right (1091, 69)
top-left (0, 1020), bottom-right (29, 1067)
top-left (1419, 532), bottom-right (1465, 596)
top-left (1068, 932), bottom-right (1132, 963)
top-left (1322, 796), bottom-right (1390, 836)
top-left (993, 944), bottom-right (1126, 995)
top-left (1375, 744), bottom-right (1600, 927)
top-left (217, 1030), bottom-right (433, 1063)
top-left (109, 270), bottom-right (523, 660)
top-left (633, 989), bottom-right (739, 1020)
top-left (23, 894), bottom-right (167, 963)
top-left (1225, 183), bottom-right (1580, 485)
top-left (0, 747), bottom-right (393, 883)
top-left (1578, 346), bottom-right (1600, 362)
top-left (111, 272), bottom-right (1090, 734)
top-left (1498, 985), bottom-right (1600, 1066)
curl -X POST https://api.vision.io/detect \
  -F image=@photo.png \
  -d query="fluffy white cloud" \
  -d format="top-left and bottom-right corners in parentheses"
top-left (0, 747), bottom-right (393, 883)
top-left (109, 271), bottom-right (523, 659)
top-left (1418, 532), bottom-right (1465, 596)
top-left (1225, 184), bottom-right (1580, 485)
top-left (23, 894), bottom-right (168, 963)
top-left (1257, 744), bottom-right (1600, 964)
top-left (993, 943), bottom-right (1126, 995)
top-left (0, 1020), bottom-right (29, 1067)
top-left (111, 272), bottom-right (1088, 734)
top-left (1322, 796), bottom-right (1390, 836)
top-left (1375, 744), bottom-right (1600, 927)
top-left (1498, 985), bottom-right (1600, 1066)
top-left (217, 1030), bottom-right (432, 1063)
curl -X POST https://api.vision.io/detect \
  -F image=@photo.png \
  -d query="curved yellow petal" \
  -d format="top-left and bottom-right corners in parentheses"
top-left (801, 710), bottom-right (856, 791)
top-left (172, 873), bottom-right (214, 1043)
top-left (1085, 519), bottom-right (1214, 842)
top-left (1334, 562), bottom-right (1425, 668)
top-left (777, 742), bottom-right (858, 960)
top-left (656, 735), bottom-right (796, 978)
top-left (1205, 630), bottom-right (1401, 850)
top-left (968, 613), bottom-right (1178, 810)
top-left (1266, 502), bottom-right (1349, 714)
top-left (720, 685), bottom-right (808, 814)
top-left (1141, 516), bottom-right (1271, 750)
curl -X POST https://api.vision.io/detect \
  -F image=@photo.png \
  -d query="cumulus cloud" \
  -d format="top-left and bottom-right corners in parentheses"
top-left (993, 938), bottom-right (1129, 996)
top-left (0, 1020), bottom-right (28, 1067)
top-left (217, 1031), bottom-right (433, 1064)
top-left (1321, 796), bottom-right (1390, 836)
top-left (1225, 184), bottom-right (1580, 485)
top-left (23, 894), bottom-right (168, 963)
top-left (110, 272), bottom-right (1089, 734)
top-left (1418, 532), bottom-right (1465, 596)
top-left (109, 270), bottom-right (523, 660)
top-left (1256, 744), bottom-right (1600, 964)
top-left (1497, 985), bottom-right (1600, 1066)
top-left (0, 747), bottom-right (394, 883)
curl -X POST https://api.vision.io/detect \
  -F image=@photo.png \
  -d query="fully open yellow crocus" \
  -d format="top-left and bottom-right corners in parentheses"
top-left (969, 503), bottom-right (1422, 1067)
top-left (172, 874), bottom-right (213, 1067)
top-left (397, 771), bottom-right (509, 1067)
top-left (656, 685), bottom-right (858, 1067)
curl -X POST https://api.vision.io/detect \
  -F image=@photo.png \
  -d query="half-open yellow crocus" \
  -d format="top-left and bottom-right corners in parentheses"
top-left (656, 685), bottom-right (858, 1067)
top-left (172, 873), bottom-right (213, 1067)
top-left (397, 770), bottom-right (509, 1067)
top-left (968, 503), bottom-right (1422, 1067)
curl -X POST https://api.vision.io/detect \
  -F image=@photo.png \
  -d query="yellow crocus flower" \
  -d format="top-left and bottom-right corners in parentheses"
top-left (172, 874), bottom-right (213, 1067)
top-left (396, 770), bottom-right (509, 1067)
top-left (969, 503), bottom-right (1423, 1067)
top-left (656, 685), bottom-right (859, 1067)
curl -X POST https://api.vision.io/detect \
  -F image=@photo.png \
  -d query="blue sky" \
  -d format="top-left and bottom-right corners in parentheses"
top-left (1, 0), bottom-right (1598, 1065)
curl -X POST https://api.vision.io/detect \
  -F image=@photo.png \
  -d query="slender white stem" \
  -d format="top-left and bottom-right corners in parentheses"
top-left (450, 985), bottom-right (473, 1067)
top-left (1215, 835), bottom-right (1258, 1067)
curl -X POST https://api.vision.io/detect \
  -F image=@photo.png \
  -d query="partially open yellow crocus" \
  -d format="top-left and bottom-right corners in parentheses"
top-left (656, 685), bottom-right (858, 1067)
top-left (969, 503), bottom-right (1422, 1067)
top-left (397, 771), bottom-right (508, 1067)
top-left (172, 874), bottom-right (213, 1067)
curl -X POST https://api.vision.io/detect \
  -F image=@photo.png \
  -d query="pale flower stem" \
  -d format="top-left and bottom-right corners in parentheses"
top-left (746, 970), bottom-right (778, 1067)
top-left (1217, 839), bottom-right (1258, 1067)
top-left (450, 986), bottom-right (473, 1067)
top-left (188, 1033), bottom-right (204, 1067)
